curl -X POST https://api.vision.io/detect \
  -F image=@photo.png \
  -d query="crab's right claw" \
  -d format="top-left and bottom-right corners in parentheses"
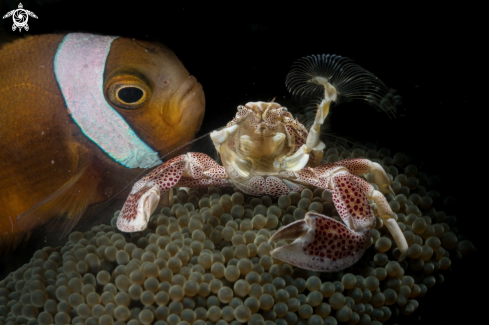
top-left (117, 185), bottom-right (161, 233)
top-left (116, 153), bottom-right (232, 233)
top-left (116, 155), bottom-right (188, 233)
top-left (269, 213), bottom-right (371, 272)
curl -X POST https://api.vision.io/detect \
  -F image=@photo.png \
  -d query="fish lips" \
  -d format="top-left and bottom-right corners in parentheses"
top-left (165, 75), bottom-right (205, 128)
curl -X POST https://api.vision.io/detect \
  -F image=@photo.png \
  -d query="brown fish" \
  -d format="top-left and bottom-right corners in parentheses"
top-left (0, 33), bottom-right (205, 255)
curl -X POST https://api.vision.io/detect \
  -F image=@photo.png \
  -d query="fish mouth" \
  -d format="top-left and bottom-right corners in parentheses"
top-left (166, 75), bottom-right (205, 126)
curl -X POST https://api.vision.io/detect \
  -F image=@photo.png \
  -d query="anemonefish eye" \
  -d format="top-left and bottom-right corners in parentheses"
top-left (106, 74), bottom-right (151, 110)
top-left (118, 86), bottom-right (144, 103)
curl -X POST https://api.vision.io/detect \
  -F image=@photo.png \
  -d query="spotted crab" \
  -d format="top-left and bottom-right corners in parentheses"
top-left (117, 54), bottom-right (408, 272)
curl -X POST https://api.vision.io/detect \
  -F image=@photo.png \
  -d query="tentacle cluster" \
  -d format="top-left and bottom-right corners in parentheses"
top-left (285, 54), bottom-right (394, 116)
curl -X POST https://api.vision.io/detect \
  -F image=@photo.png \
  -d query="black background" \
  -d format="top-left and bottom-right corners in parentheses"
top-left (0, 0), bottom-right (485, 324)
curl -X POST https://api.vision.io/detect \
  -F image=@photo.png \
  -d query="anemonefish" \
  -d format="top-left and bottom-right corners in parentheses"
top-left (0, 33), bottom-right (205, 255)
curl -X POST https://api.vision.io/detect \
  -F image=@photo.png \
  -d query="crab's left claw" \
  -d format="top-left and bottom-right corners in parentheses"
top-left (269, 213), bottom-right (370, 272)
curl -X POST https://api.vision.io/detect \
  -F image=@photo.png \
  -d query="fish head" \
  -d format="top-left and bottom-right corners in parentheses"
top-left (103, 37), bottom-right (205, 160)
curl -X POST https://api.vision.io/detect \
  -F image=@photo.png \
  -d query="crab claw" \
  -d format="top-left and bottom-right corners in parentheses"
top-left (116, 155), bottom-right (187, 233)
top-left (269, 212), bottom-right (371, 272)
top-left (117, 153), bottom-right (232, 233)
top-left (117, 184), bottom-right (161, 233)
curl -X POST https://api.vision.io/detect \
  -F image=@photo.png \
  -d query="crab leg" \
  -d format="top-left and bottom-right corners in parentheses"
top-left (270, 168), bottom-right (407, 271)
top-left (304, 158), bottom-right (394, 195)
top-left (337, 175), bottom-right (408, 262)
top-left (367, 187), bottom-right (408, 261)
top-left (117, 153), bottom-right (233, 232)
top-left (331, 158), bottom-right (394, 195)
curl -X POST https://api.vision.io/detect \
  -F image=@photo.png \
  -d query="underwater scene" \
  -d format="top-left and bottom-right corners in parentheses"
top-left (0, 1), bottom-right (483, 325)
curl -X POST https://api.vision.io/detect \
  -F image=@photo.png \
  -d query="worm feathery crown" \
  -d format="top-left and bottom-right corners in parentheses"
top-left (286, 54), bottom-right (394, 116)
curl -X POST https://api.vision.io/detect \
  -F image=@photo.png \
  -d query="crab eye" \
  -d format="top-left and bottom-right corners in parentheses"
top-left (105, 73), bottom-right (152, 110)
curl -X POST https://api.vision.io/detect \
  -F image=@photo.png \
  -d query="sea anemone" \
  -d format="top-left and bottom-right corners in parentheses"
top-left (0, 141), bottom-right (474, 325)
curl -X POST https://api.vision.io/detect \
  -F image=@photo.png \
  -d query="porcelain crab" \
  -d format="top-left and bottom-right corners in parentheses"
top-left (116, 54), bottom-right (408, 272)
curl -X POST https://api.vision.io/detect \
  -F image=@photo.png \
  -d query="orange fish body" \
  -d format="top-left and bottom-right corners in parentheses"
top-left (0, 33), bottom-right (205, 254)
